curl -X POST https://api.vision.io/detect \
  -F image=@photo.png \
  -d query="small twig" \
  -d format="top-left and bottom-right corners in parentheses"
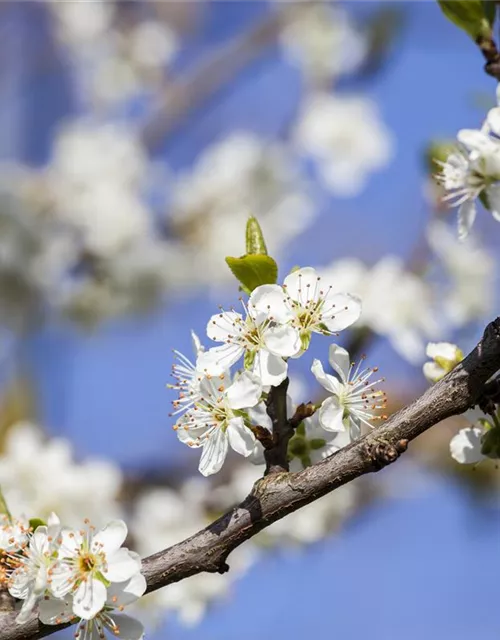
top-left (476, 34), bottom-right (500, 80)
top-left (288, 402), bottom-right (316, 429)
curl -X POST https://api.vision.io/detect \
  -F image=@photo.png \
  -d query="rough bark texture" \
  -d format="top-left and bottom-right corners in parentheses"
top-left (3, 318), bottom-right (500, 640)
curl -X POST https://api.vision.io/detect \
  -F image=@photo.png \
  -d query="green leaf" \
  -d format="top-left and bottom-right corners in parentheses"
top-left (437, 0), bottom-right (494, 39)
top-left (245, 217), bottom-right (268, 255)
top-left (29, 518), bottom-right (47, 531)
top-left (225, 254), bottom-right (278, 293)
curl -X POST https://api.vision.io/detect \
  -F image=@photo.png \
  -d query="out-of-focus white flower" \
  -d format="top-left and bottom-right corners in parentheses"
top-left (174, 373), bottom-right (263, 476)
top-left (312, 344), bottom-right (386, 441)
top-left (51, 520), bottom-right (141, 620)
top-left (450, 418), bottom-right (500, 464)
top-left (169, 132), bottom-right (315, 288)
top-left (294, 93), bottom-right (393, 196)
top-left (423, 341), bottom-right (463, 383)
top-left (48, 0), bottom-right (115, 46)
top-left (322, 256), bottom-right (440, 363)
top-left (427, 221), bottom-right (495, 326)
top-left (281, 4), bottom-right (366, 84)
top-left (0, 422), bottom-right (123, 527)
top-left (129, 21), bottom-right (178, 69)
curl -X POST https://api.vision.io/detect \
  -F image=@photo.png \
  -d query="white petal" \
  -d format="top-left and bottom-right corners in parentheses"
top-left (487, 106), bottom-right (500, 137)
top-left (199, 428), bottom-right (228, 476)
top-left (426, 342), bottom-right (459, 361)
top-left (247, 441), bottom-right (266, 465)
top-left (38, 596), bottom-right (73, 625)
top-left (16, 592), bottom-right (40, 625)
top-left (227, 417), bottom-right (257, 457)
top-left (348, 416), bottom-right (362, 441)
top-left (457, 200), bottom-right (476, 241)
top-left (8, 568), bottom-right (29, 600)
top-left (450, 427), bottom-right (483, 464)
top-left (328, 344), bottom-right (351, 383)
top-left (92, 520), bottom-right (127, 554)
top-left (106, 613), bottom-right (145, 640)
top-left (319, 397), bottom-right (346, 432)
top-left (283, 267), bottom-right (320, 303)
top-left (321, 293), bottom-right (362, 332)
top-left (206, 311), bottom-right (243, 342)
top-left (197, 344), bottom-right (243, 376)
top-left (226, 372), bottom-right (262, 410)
top-left (264, 325), bottom-right (301, 357)
top-left (73, 578), bottom-right (107, 620)
top-left (248, 402), bottom-right (273, 432)
top-left (311, 359), bottom-right (340, 394)
top-left (106, 573), bottom-right (146, 607)
top-left (457, 128), bottom-right (492, 152)
top-left (47, 512), bottom-right (61, 540)
top-left (249, 284), bottom-right (292, 323)
top-left (487, 183), bottom-right (500, 220)
top-left (103, 548), bottom-right (141, 583)
top-left (423, 361), bottom-right (445, 383)
top-left (191, 330), bottom-right (204, 355)
top-left (252, 350), bottom-right (288, 386)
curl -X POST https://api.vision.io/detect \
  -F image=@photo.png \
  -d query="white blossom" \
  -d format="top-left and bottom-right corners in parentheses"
top-left (427, 221), bottom-right (495, 326)
top-left (280, 4), bottom-right (366, 84)
top-left (51, 520), bottom-right (141, 619)
top-left (174, 372), bottom-right (263, 476)
top-left (0, 422), bottom-right (123, 528)
top-left (294, 93), bottom-right (393, 196)
top-left (40, 573), bottom-right (146, 640)
top-left (8, 514), bottom-right (61, 624)
top-left (198, 285), bottom-right (301, 386)
top-left (450, 426), bottom-right (485, 464)
top-left (168, 331), bottom-right (205, 417)
top-left (312, 344), bottom-right (386, 441)
top-left (281, 267), bottom-right (361, 348)
top-left (423, 342), bottom-right (463, 383)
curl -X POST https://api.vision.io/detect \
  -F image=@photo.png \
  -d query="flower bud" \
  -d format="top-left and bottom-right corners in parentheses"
top-left (423, 342), bottom-right (464, 383)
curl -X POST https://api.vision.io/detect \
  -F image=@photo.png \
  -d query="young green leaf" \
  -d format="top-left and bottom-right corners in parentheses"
top-left (225, 254), bottom-right (278, 293)
top-left (245, 216), bottom-right (268, 255)
top-left (437, 0), bottom-right (494, 40)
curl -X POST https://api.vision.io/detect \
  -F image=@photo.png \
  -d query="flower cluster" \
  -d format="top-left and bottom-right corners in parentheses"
top-left (435, 85), bottom-right (500, 239)
top-left (2, 515), bottom-right (145, 640)
top-left (169, 266), bottom-right (389, 476)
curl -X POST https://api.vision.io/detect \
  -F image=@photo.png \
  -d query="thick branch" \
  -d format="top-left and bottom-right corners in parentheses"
top-left (4, 318), bottom-right (500, 640)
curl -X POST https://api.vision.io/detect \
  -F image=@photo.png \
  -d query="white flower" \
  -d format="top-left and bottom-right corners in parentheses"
top-left (436, 105), bottom-right (500, 239)
top-left (51, 520), bottom-right (141, 620)
top-left (0, 422), bottom-right (123, 528)
top-left (40, 573), bottom-right (146, 640)
top-left (280, 4), bottom-right (366, 84)
top-left (288, 412), bottom-right (351, 472)
top-left (427, 221), bottom-right (495, 327)
top-left (281, 267), bottom-right (361, 348)
top-left (175, 372), bottom-right (263, 476)
top-left (129, 20), bottom-right (178, 69)
top-left (198, 285), bottom-right (301, 386)
top-left (311, 344), bottom-right (386, 440)
top-left (423, 342), bottom-right (463, 383)
top-left (8, 513), bottom-right (61, 624)
top-left (168, 331), bottom-right (205, 417)
top-left (294, 93), bottom-right (393, 196)
top-left (0, 516), bottom-right (28, 553)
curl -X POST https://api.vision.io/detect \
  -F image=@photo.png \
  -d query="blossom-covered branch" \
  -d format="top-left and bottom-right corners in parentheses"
top-left (4, 316), bottom-right (500, 640)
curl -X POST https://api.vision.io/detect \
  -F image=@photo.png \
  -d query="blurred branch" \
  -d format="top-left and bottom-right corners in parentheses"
top-left (141, 10), bottom-right (283, 151)
top-left (4, 316), bottom-right (500, 640)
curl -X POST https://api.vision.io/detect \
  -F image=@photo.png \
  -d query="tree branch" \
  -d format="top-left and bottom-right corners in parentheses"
top-left (4, 317), bottom-right (500, 640)
top-left (264, 377), bottom-right (291, 474)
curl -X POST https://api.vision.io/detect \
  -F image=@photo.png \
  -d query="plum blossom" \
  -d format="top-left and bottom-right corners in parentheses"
top-left (288, 413), bottom-right (351, 472)
top-left (294, 93), bottom-right (393, 196)
top-left (423, 342), bottom-right (463, 383)
top-left (436, 87), bottom-right (500, 239)
top-left (8, 514), bottom-right (61, 624)
top-left (168, 331), bottom-right (205, 417)
top-left (281, 267), bottom-right (361, 350)
top-left (39, 573), bottom-right (146, 640)
top-left (51, 520), bottom-right (141, 620)
top-left (450, 419), bottom-right (500, 464)
top-left (174, 372), bottom-right (263, 476)
top-left (198, 285), bottom-right (301, 386)
top-left (311, 344), bottom-right (386, 441)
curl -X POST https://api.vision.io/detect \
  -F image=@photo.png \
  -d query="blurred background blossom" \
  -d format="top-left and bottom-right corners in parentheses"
top-left (0, 1), bottom-right (498, 639)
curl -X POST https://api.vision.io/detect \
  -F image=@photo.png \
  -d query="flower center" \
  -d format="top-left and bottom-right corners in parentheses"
top-left (78, 553), bottom-right (97, 574)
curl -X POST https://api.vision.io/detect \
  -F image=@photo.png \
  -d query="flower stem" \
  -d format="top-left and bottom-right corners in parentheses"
top-left (264, 377), bottom-right (292, 474)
